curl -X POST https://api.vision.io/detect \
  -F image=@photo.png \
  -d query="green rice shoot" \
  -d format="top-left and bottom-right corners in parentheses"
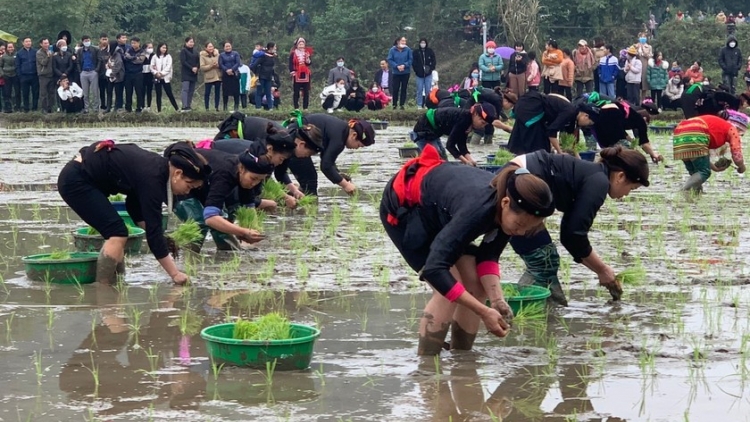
top-left (346, 163), bottom-right (361, 176)
top-left (235, 207), bottom-right (266, 231)
top-left (492, 149), bottom-right (516, 165)
top-left (560, 132), bottom-right (587, 153)
top-left (45, 250), bottom-right (72, 260)
top-left (402, 142), bottom-right (417, 148)
top-left (170, 219), bottom-right (203, 248)
top-left (615, 266), bottom-right (647, 285)
top-left (108, 194), bottom-right (125, 202)
top-left (233, 313), bottom-right (292, 341)
top-left (502, 284), bottom-right (521, 298)
top-left (297, 195), bottom-right (318, 210)
top-left (261, 179), bottom-right (288, 205)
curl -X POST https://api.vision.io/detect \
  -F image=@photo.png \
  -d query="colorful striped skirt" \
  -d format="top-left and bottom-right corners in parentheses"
top-left (673, 118), bottom-right (710, 161)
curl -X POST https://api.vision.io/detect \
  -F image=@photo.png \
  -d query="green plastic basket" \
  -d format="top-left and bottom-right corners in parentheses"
top-left (118, 211), bottom-right (169, 230)
top-left (73, 226), bottom-right (146, 254)
top-left (201, 323), bottom-right (320, 370)
top-left (22, 252), bottom-right (100, 284)
top-left (495, 283), bottom-right (551, 315)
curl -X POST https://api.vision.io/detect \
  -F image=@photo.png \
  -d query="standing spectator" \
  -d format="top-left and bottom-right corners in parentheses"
top-left (541, 39), bottom-right (563, 94)
top-left (36, 38), bottom-right (56, 113)
top-left (252, 42), bottom-right (277, 111)
top-left (478, 41), bottom-right (502, 89)
top-left (559, 49), bottom-right (575, 100)
top-left (719, 36), bottom-right (742, 94)
top-left (365, 81), bottom-right (390, 110)
top-left (286, 12), bottom-right (297, 36)
top-left (320, 77), bottom-right (346, 112)
top-left (343, 78), bottom-right (365, 111)
top-left (636, 33), bottom-right (653, 101)
top-left (598, 45), bottom-right (619, 97)
top-left (413, 38), bottom-right (436, 109)
top-left (647, 52), bottom-right (669, 110)
top-left (507, 42), bottom-right (528, 97)
top-left (1, 42), bottom-right (20, 113)
top-left (685, 61), bottom-right (704, 84)
top-left (249, 42), bottom-right (265, 69)
top-left (387, 36), bottom-right (412, 110)
top-left (373, 60), bottom-right (390, 96)
top-left (297, 9), bottom-right (310, 32)
top-left (288, 37), bottom-right (312, 110)
top-left (624, 46), bottom-right (642, 105)
top-left (77, 35), bottom-right (99, 114)
top-left (107, 44), bottom-right (125, 112)
top-left (648, 14), bottom-right (658, 38)
top-left (179, 37), bottom-right (199, 112)
top-left (662, 75), bottom-right (684, 110)
top-left (572, 39), bottom-right (595, 95)
top-left (150, 43), bottom-right (179, 113)
top-left (52, 40), bottom-right (74, 83)
top-left (526, 51), bottom-right (541, 91)
top-left (122, 37), bottom-right (148, 113)
top-left (661, 6), bottom-right (672, 23)
top-left (56, 74), bottom-right (83, 113)
top-left (238, 61), bottom-right (250, 108)
top-left (592, 38), bottom-right (607, 92)
top-left (16, 38), bottom-right (38, 112)
top-left (142, 43), bottom-right (155, 110)
top-left (219, 41), bottom-right (241, 111)
top-left (327, 57), bottom-right (352, 88)
top-left (112, 33), bottom-right (128, 111)
top-left (745, 57), bottom-right (750, 91)
top-left (0, 45), bottom-right (5, 109)
top-left (697, 11), bottom-right (705, 22)
top-left (200, 42), bottom-right (221, 111)
top-left (97, 34), bottom-right (114, 112)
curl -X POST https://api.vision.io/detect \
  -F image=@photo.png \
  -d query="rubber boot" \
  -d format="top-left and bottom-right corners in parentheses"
top-left (517, 243), bottom-right (568, 307)
top-left (470, 132), bottom-right (482, 145)
top-left (96, 252), bottom-right (121, 285)
top-left (483, 133), bottom-right (494, 145)
top-left (450, 321), bottom-right (477, 351)
top-left (681, 172), bottom-right (705, 194)
top-left (173, 198), bottom-right (208, 251)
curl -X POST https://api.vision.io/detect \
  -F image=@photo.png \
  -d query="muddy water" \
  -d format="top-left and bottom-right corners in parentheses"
top-left (1, 126), bottom-right (750, 421)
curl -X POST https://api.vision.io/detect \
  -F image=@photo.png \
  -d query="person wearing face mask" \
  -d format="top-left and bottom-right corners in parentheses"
top-left (365, 82), bottom-right (390, 110)
top-left (141, 43), bottom-right (155, 111)
top-left (57, 140), bottom-right (212, 284)
top-left (76, 36), bottom-right (100, 114)
top-left (647, 51), bottom-right (669, 110)
top-left (53, 40), bottom-right (74, 85)
top-left (462, 67), bottom-right (480, 89)
top-left (662, 75), bottom-right (684, 110)
top-left (479, 41), bottom-right (503, 89)
top-left (719, 36), bottom-right (743, 94)
top-left (327, 57), bottom-right (352, 88)
top-left (388, 36), bottom-right (413, 109)
top-left (343, 78), bottom-right (365, 111)
top-left (668, 61), bottom-right (683, 79)
top-left (413, 38), bottom-right (436, 109)
top-left (505, 145), bottom-right (650, 306)
top-left (624, 46), bottom-right (642, 105)
top-left (319, 77), bottom-right (347, 112)
top-left (635, 33), bottom-right (653, 101)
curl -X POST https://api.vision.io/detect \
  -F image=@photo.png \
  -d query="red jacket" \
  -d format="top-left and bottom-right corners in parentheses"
top-left (365, 90), bottom-right (390, 106)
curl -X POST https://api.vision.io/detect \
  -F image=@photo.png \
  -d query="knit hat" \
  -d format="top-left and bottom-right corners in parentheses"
top-left (578, 39), bottom-right (588, 46)
top-left (485, 41), bottom-right (496, 49)
top-left (727, 110), bottom-right (749, 134)
top-left (626, 46), bottom-right (638, 55)
top-left (348, 119), bottom-right (376, 146)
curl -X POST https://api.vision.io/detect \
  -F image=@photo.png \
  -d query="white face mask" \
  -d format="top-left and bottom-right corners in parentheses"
top-left (60, 46), bottom-right (67, 52)
top-left (146, 48), bottom-right (154, 55)
top-left (83, 41), bottom-right (91, 48)
top-left (420, 43), bottom-right (426, 48)
top-left (337, 84), bottom-right (345, 89)
top-left (730, 42), bottom-right (737, 48)
top-left (372, 87), bottom-right (379, 92)
top-left (487, 48), bottom-right (494, 54)
top-left (337, 61), bottom-right (344, 67)
top-left (399, 43), bottom-right (406, 48)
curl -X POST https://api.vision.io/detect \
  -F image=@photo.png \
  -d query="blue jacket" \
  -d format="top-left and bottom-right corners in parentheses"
top-left (15, 47), bottom-right (37, 76)
top-left (388, 46), bottom-right (413, 76)
top-left (123, 46), bottom-right (148, 74)
top-left (219, 51), bottom-right (241, 74)
top-left (478, 53), bottom-right (503, 81)
top-left (249, 50), bottom-right (265, 68)
top-left (598, 54), bottom-right (619, 84)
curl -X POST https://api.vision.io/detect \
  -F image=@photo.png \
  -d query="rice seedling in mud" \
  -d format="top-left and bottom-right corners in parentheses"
top-left (261, 179), bottom-right (288, 205)
top-left (233, 313), bottom-right (291, 341)
top-left (33, 350), bottom-right (51, 385)
top-left (235, 207), bottom-right (266, 232)
top-left (313, 362), bottom-right (326, 387)
top-left (4, 312), bottom-right (15, 343)
top-left (296, 261), bottom-right (310, 280)
top-left (615, 265), bottom-right (647, 286)
top-left (43, 250), bottom-right (72, 260)
top-left (136, 347), bottom-right (161, 382)
top-left (297, 195), bottom-right (318, 213)
top-left (167, 219), bottom-right (203, 258)
top-left (84, 353), bottom-right (100, 397)
top-left (126, 307), bottom-right (144, 347)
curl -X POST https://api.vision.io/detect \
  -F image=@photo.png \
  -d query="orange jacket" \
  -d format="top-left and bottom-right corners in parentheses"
top-left (542, 49), bottom-right (563, 66)
top-left (560, 58), bottom-right (575, 87)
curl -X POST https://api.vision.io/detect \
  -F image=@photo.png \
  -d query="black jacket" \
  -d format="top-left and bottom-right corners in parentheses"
top-left (213, 137), bottom-right (294, 186)
top-left (287, 113), bottom-right (350, 184)
top-left (382, 163), bottom-right (510, 296)
top-left (413, 108), bottom-right (474, 158)
top-left (373, 69), bottom-right (391, 88)
top-left (190, 148), bottom-right (261, 210)
top-left (53, 52), bottom-right (74, 79)
top-left (594, 101), bottom-right (650, 147)
top-left (78, 142), bottom-right (171, 259)
top-left (507, 51), bottom-right (528, 75)
top-left (413, 45), bottom-right (436, 78)
top-left (253, 53), bottom-right (277, 80)
top-left (76, 46), bottom-right (100, 73)
top-left (180, 47), bottom-right (199, 82)
top-left (525, 150), bottom-right (609, 261)
top-left (719, 36), bottom-right (743, 75)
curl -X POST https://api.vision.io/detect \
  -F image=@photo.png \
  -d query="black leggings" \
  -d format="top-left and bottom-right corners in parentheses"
top-left (155, 81), bottom-right (179, 112)
top-left (99, 77), bottom-right (111, 110)
top-left (650, 89), bottom-right (663, 109)
top-left (204, 81), bottom-right (221, 110)
top-left (391, 74), bottom-right (410, 107)
top-left (57, 161), bottom-right (128, 239)
top-left (293, 82), bottom-right (310, 109)
top-left (143, 74), bottom-right (153, 108)
top-left (367, 100), bottom-right (384, 110)
top-left (287, 156), bottom-right (318, 195)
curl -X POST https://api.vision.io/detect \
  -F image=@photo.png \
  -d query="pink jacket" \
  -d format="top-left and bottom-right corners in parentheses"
top-left (526, 60), bottom-right (541, 86)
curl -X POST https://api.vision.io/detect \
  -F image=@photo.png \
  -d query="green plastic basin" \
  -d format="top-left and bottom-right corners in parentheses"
top-left (22, 252), bottom-right (100, 284)
top-left (201, 323), bottom-right (320, 370)
top-left (499, 283), bottom-right (551, 315)
top-left (73, 226), bottom-right (145, 254)
top-left (118, 211), bottom-right (169, 230)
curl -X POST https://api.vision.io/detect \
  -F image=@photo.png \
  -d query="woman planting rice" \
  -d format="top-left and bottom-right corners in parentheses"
top-left (172, 146), bottom-right (276, 252)
top-left (57, 141), bottom-right (211, 284)
top-left (673, 110), bottom-right (747, 193)
top-left (380, 144), bottom-right (555, 355)
top-left (410, 102), bottom-right (498, 164)
top-left (506, 145), bottom-right (650, 306)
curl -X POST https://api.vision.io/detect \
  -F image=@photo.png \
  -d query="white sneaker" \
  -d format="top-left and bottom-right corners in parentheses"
top-left (417, 106), bottom-right (423, 110)
top-left (327, 108), bottom-right (334, 113)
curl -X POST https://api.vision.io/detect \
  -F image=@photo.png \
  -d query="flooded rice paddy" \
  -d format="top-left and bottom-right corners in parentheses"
top-left (1, 125), bottom-right (750, 421)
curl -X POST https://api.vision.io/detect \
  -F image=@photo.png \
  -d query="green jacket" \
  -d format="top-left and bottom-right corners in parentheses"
top-left (646, 59), bottom-right (669, 90)
top-left (478, 53), bottom-right (503, 82)
top-left (0, 53), bottom-right (16, 78)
